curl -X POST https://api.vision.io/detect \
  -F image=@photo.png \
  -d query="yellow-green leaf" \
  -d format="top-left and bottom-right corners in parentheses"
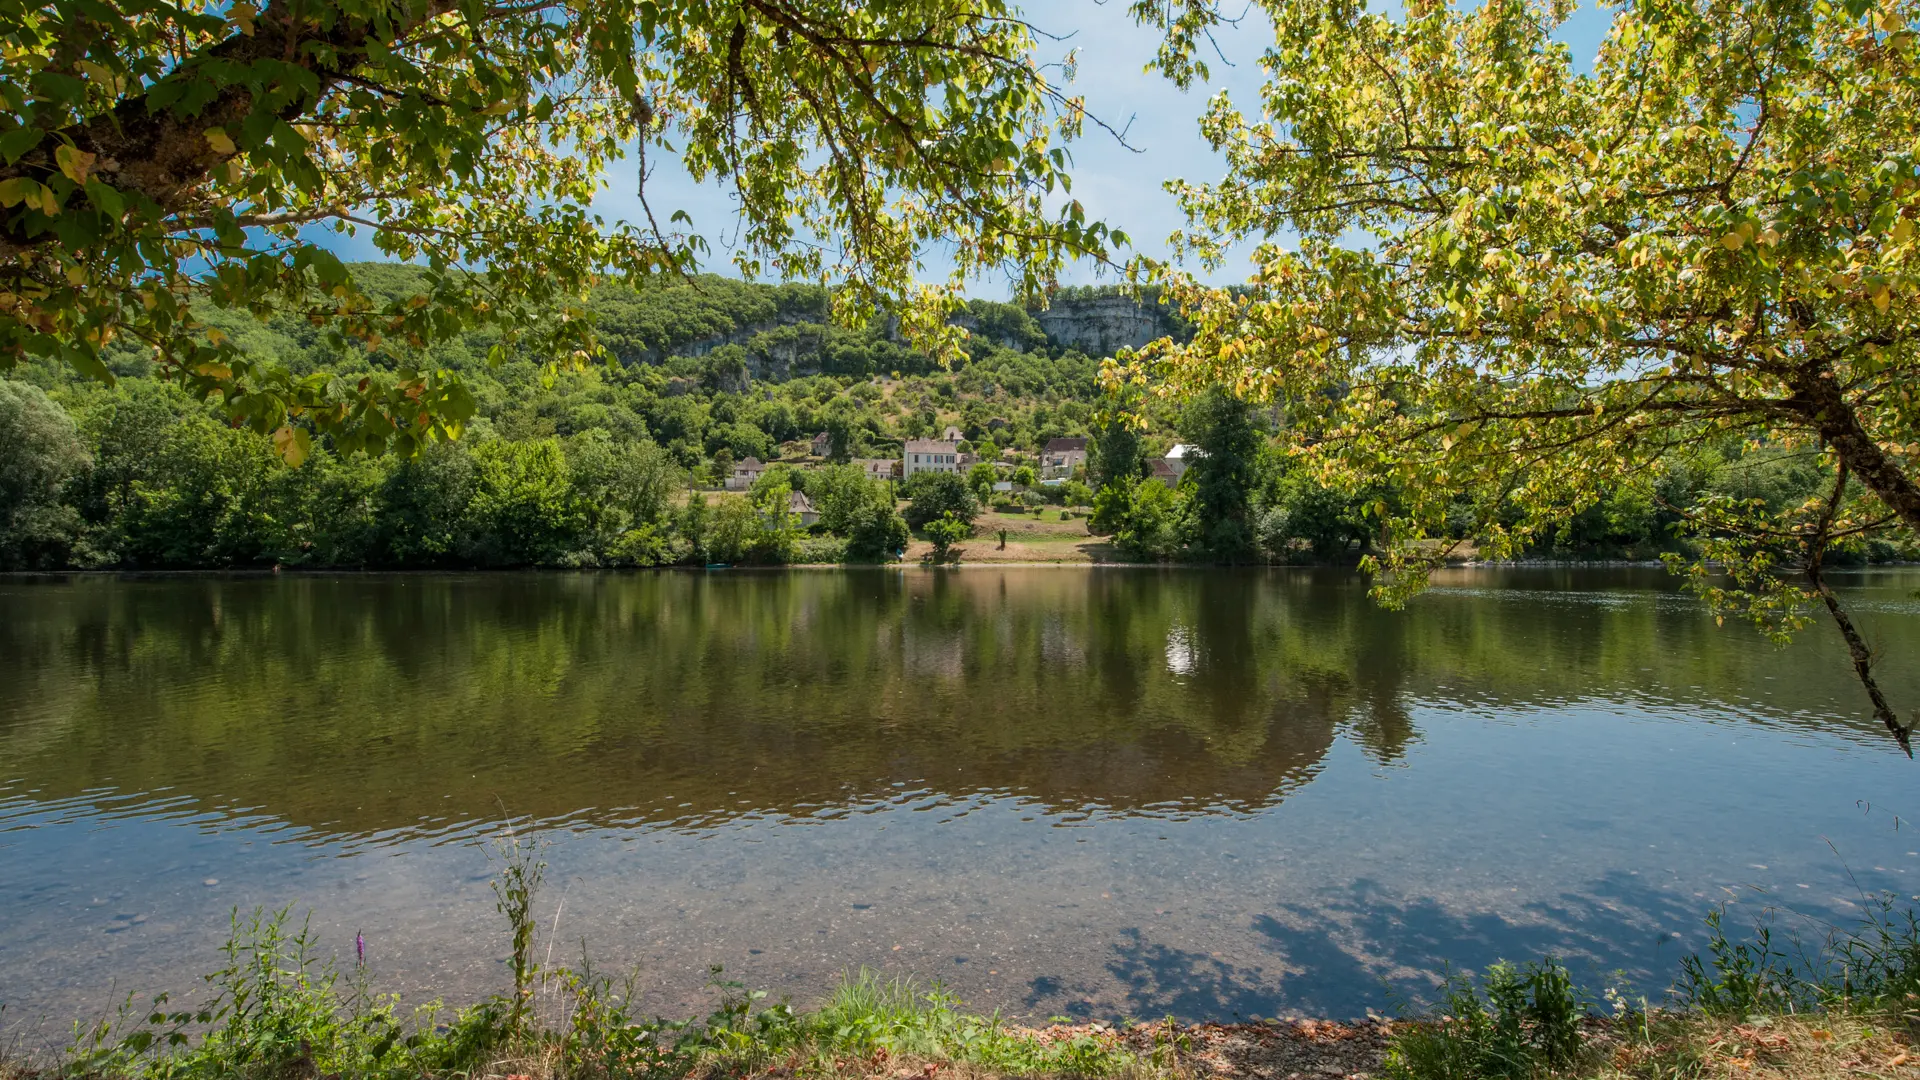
top-left (55, 144), bottom-right (95, 183)
top-left (272, 424), bottom-right (312, 467)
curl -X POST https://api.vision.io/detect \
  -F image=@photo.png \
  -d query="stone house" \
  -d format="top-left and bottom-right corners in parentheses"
top-left (727, 456), bottom-right (767, 491)
top-left (788, 490), bottom-right (819, 528)
top-left (855, 458), bottom-right (899, 482)
top-left (1041, 436), bottom-right (1088, 479)
top-left (903, 438), bottom-right (962, 478)
top-left (1162, 444), bottom-right (1202, 482)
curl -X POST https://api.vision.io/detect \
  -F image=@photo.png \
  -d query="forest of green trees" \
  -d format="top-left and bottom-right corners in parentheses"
top-left (0, 265), bottom-right (1906, 571)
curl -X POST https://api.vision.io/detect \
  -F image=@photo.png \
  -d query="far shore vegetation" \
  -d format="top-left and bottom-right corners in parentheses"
top-left (4, 276), bottom-right (1913, 576)
top-left (5, 834), bottom-right (1920, 1080)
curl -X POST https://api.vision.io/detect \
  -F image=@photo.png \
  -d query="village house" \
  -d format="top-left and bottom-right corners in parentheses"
top-left (1150, 458), bottom-right (1181, 487)
top-left (1162, 444), bottom-right (1201, 482)
top-left (727, 456), bottom-right (767, 491)
top-left (1041, 436), bottom-right (1088, 479)
top-left (903, 438), bottom-right (962, 478)
top-left (810, 432), bottom-right (831, 456)
top-left (855, 458), bottom-right (899, 482)
top-left (788, 490), bottom-right (820, 528)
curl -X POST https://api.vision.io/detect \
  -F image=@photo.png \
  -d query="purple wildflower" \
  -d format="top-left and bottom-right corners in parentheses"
top-left (356, 931), bottom-right (365, 966)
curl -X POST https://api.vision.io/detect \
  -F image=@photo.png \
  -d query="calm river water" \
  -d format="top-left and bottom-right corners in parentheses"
top-left (3, 567), bottom-right (1919, 1035)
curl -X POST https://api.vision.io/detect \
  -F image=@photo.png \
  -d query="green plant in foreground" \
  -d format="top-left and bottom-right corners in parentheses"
top-left (796, 970), bottom-right (1132, 1076)
top-left (64, 907), bottom-right (505, 1080)
top-left (1675, 908), bottom-right (1810, 1018)
top-left (490, 822), bottom-right (547, 1033)
top-left (1384, 960), bottom-right (1587, 1080)
top-left (1829, 892), bottom-right (1920, 1009)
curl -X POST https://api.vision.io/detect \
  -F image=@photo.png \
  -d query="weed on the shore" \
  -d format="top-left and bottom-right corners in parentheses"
top-left (1382, 960), bottom-right (1588, 1080)
top-left (1382, 898), bottom-right (1920, 1080)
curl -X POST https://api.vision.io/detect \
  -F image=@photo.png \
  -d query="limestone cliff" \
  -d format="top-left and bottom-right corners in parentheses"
top-left (1030, 295), bottom-right (1182, 356)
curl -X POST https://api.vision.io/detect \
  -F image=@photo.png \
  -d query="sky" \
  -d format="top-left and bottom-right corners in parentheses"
top-left (317, 0), bottom-right (1624, 298)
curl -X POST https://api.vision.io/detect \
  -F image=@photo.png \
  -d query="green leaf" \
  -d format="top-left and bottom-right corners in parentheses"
top-left (84, 179), bottom-right (124, 218)
top-left (0, 176), bottom-right (36, 207)
top-left (0, 126), bottom-right (40, 164)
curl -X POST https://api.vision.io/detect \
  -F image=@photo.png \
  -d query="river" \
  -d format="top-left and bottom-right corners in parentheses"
top-left (2, 566), bottom-right (1917, 1034)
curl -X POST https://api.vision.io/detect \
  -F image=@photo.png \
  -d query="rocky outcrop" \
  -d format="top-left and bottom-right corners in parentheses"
top-left (1032, 295), bottom-right (1179, 355)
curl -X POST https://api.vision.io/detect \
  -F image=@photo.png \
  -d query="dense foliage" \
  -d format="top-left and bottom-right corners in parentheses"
top-left (4, 266), bottom-right (1905, 573)
top-left (2, 0), bottom-right (1129, 453)
top-left (1122, 0), bottom-right (1920, 745)
top-left (0, 273), bottom-right (1162, 568)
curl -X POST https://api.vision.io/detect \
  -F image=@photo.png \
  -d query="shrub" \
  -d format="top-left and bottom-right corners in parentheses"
top-left (843, 502), bottom-right (909, 561)
top-left (1676, 908), bottom-right (1807, 1017)
top-left (903, 472), bottom-right (978, 529)
top-left (923, 512), bottom-right (970, 562)
top-left (1384, 960), bottom-right (1586, 1080)
top-left (1112, 478), bottom-right (1186, 561)
top-left (792, 535), bottom-right (847, 564)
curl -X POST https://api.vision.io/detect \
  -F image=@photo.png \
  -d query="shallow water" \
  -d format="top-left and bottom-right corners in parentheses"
top-left (3, 567), bottom-right (1919, 1038)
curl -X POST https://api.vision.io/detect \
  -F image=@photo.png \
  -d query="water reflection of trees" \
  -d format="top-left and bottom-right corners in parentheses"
top-left (0, 568), bottom-right (1913, 841)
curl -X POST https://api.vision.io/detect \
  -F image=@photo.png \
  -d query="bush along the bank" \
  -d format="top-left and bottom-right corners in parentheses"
top-left (1082, 381), bottom-right (1920, 567)
top-left (1379, 896), bottom-right (1920, 1080)
top-left (0, 382), bottom-right (913, 569)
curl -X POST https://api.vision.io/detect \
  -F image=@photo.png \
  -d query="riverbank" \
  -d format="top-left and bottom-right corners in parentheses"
top-left (5, 973), bottom-right (1916, 1080)
top-left (7, 874), bottom-right (1920, 1080)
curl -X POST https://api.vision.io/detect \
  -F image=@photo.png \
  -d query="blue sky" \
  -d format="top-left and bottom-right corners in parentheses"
top-left (318, 0), bottom-right (1622, 297)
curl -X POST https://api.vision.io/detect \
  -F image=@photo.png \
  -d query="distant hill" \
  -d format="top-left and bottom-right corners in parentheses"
top-left (123, 265), bottom-right (1185, 384)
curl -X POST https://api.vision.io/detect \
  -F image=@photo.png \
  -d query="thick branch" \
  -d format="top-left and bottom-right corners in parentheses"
top-left (0, 0), bottom-right (444, 257)
top-left (1788, 364), bottom-right (1920, 537)
top-left (1805, 459), bottom-right (1913, 755)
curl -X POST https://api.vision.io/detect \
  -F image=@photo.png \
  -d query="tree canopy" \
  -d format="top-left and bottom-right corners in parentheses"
top-left (2, 0), bottom-right (1124, 457)
top-left (1122, 0), bottom-right (1920, 748)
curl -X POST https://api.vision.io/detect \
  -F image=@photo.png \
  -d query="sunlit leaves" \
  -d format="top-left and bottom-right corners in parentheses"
top-left (0, 0), bottom-right (1118, 456)
top-left (1118, 0), bottom-right (1920, 739)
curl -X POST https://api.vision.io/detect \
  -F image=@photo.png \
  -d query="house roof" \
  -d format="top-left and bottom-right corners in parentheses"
top-left (904, 438), bottom-right (958, 453)
top-left (789, 490), bottom-right (816, 513)
top-left (1150, 459), bottom-right (1179, 477)
top-left (1044, 437), bottom-right (1088, 452)
top-left (1165, 443), bottom-right (1202, 460)
top-left (735, 456), bottom-right (764, 469)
